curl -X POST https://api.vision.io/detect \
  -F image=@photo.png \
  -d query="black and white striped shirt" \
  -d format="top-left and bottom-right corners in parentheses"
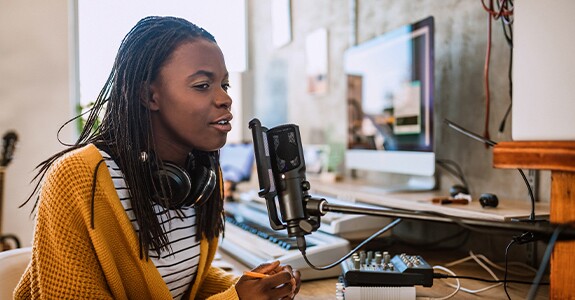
top-left (99, 150), bottom-right (200, 299)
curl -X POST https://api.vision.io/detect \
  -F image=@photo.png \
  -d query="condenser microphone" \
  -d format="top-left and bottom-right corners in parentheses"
top-left (249, 118), bottom-right (321, 248)
top-left (269, 124), bottom-right (308, 236)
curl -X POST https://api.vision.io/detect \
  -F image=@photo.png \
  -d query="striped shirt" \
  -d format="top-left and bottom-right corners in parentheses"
top-left (99, 150), bottom-right (200, 299)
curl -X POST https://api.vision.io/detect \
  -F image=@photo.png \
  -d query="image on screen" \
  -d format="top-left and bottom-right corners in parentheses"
top-left (346, 16), bottom-right (434, 153)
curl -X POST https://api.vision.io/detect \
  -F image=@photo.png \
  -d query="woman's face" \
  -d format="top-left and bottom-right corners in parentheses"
top-left (149, 39), bottom-right (233, 163)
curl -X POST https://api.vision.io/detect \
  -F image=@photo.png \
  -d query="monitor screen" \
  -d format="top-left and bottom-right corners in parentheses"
top-left (344, 16), bottom-right (435, 183)
top-left (220, 143), bottom-right (255, 183)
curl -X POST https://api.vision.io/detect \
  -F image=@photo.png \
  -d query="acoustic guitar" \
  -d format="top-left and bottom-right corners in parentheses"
top-left (0, 131), bottom-right (18, 251)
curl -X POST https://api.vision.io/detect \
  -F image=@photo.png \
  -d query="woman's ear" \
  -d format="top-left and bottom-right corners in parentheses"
top-left (143, 83), bottom-right (161, 111)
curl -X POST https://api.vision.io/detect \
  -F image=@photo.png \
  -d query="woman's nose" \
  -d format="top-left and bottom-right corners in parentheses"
top-left (217, 91), bottom-right (232, 111)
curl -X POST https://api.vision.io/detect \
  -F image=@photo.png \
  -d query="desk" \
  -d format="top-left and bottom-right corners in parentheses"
top-left (217, 247), bottom-right (549, 299)
top-left (229, 178), bottom-right (552, 298)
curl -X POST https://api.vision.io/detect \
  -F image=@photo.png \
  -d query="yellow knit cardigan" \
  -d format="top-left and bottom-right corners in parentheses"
top-left (15, 144), bottom-right (240, 299)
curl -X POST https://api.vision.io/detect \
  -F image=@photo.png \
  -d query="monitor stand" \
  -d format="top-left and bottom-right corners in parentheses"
top-left (403, 175), bottom-right (437, 191)
top-left (349, 171), bottom-right (437, 194)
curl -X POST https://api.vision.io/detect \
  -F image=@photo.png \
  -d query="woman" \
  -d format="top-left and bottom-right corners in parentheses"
top-left (16, 16), bottom-right (300, 299)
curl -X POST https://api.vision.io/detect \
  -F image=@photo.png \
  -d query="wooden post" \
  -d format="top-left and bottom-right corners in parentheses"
top-left (493, 141), bottom-right (575, 299)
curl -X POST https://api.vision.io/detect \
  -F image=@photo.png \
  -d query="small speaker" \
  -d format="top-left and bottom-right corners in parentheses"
top-left (479, 193), bottom-right (499, 208)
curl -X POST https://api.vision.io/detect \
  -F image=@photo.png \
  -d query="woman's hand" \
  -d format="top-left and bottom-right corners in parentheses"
top-left (235, 261), bottom-right (301, 300)
top-left (276, 264), bottom-right (301, 299)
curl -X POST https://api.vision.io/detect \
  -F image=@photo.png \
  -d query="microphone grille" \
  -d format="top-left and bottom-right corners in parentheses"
top-left (269, 127), bottom-right (300, 172)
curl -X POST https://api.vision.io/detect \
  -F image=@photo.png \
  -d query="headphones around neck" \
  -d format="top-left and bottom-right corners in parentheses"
top-left (153, 150), bottom-right (218, 209)
top-left (96, 143), bottom-right (217, 209)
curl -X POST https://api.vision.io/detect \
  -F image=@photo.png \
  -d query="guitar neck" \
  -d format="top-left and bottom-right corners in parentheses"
top-left (0, 167), bottom-right (5, 235)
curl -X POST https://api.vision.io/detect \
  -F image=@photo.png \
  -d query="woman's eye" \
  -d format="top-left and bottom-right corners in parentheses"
top-left (194, 83), bottom-right (210, 90)
top-left (222, 83), bottom-right (231, 92)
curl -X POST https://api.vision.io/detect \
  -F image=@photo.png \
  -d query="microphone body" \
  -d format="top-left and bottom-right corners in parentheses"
top-left (249, 119), bottom-right (320, 240)
top-left (275, 156), bottom-right (307, 237)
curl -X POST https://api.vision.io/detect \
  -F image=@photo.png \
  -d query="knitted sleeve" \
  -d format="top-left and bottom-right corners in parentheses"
top-left (196, 266), bottom-right (240, 300)
top-left (14, 153), bottom-right (113, 299)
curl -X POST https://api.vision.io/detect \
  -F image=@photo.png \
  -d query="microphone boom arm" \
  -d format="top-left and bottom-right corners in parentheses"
top-left (303, 196), bottom-right (575, 241)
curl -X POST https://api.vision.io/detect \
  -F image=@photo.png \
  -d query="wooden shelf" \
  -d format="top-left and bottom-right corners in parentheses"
top-left (493, 141), bottom-right (575, 299)
top-left (493, 141), bottom-right (575, 172)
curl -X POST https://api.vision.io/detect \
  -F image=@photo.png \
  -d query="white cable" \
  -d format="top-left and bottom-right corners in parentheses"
top-left (431, 265), bottom-right (460, 300)
top-left (443, 251), bottom-right (502, 294)
top-left (469, 250), bottom-right (538, 276)
top-left (435, 251), bottom-right (538, 297)
top-left (470, 252), bottom-right (500, 280)
top-left (446, 250), bottom-right (537, 277)
top-left (444, 254), bottom-right (475, 267)
top-left (448, 279), bottom-right (502, 294)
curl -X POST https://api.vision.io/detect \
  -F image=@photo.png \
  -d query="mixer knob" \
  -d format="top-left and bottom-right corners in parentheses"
top-left (359, 251), bottom-right (366, 265)
top-left (353, 257), bottom-right (361, 270)
top-left (384, 252), bottom-right (391, 264)
top-left (375, 253), bottom-right (382, 264)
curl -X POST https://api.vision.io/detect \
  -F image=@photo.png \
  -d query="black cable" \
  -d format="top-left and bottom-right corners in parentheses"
top-left (499, 102), bottom-right (512, 133)
top-left (436, 161), bottom-right (461, 181)
top-left (299, 218), bottom-right (402, 270)
top-left (503, 238), bottom-right (516, 300)
top-left (516, 168), bottom-right (536, 221)
top-left (498, 24), bottom-right (513, 133)
top-left (436, 159), bottom-right (469, 191)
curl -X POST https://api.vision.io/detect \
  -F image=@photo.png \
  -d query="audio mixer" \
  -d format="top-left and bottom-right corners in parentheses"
top-left (341, 250), bottom-right (434, 287)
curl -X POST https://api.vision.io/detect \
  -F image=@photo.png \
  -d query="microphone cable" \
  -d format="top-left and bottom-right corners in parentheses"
top-left (297, 218), bottom-right (403, 271)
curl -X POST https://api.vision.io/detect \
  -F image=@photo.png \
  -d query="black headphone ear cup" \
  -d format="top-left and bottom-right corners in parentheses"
top-left (150, 151), bottom-right (217, 209)
top-left (479, 193), bottom-right (499, 208)
top-left (153, 162), bottom-right (192, 207)
top-left (187, 165), bottom-right (216, 206)
top-left (186, 153), bottom-right (217, 207)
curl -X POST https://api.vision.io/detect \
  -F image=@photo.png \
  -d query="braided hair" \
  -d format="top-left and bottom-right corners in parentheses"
top-left (24, 16), bottom-right (225, 258)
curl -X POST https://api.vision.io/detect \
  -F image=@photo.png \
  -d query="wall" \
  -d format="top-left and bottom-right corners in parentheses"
top-left (245, 0), bottom-right (550, 204)
top-left (0, 0), bottom-right (73, 246)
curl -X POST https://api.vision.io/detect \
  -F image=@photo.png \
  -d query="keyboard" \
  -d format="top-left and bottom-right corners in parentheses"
top-left (220, 202), bottom-right (350, 281)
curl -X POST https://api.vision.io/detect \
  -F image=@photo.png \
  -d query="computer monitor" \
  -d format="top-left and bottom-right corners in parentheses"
top-left (220, 143), bottom-right (255, 183)
top-left (344, 16), bottom-right (435, 190)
